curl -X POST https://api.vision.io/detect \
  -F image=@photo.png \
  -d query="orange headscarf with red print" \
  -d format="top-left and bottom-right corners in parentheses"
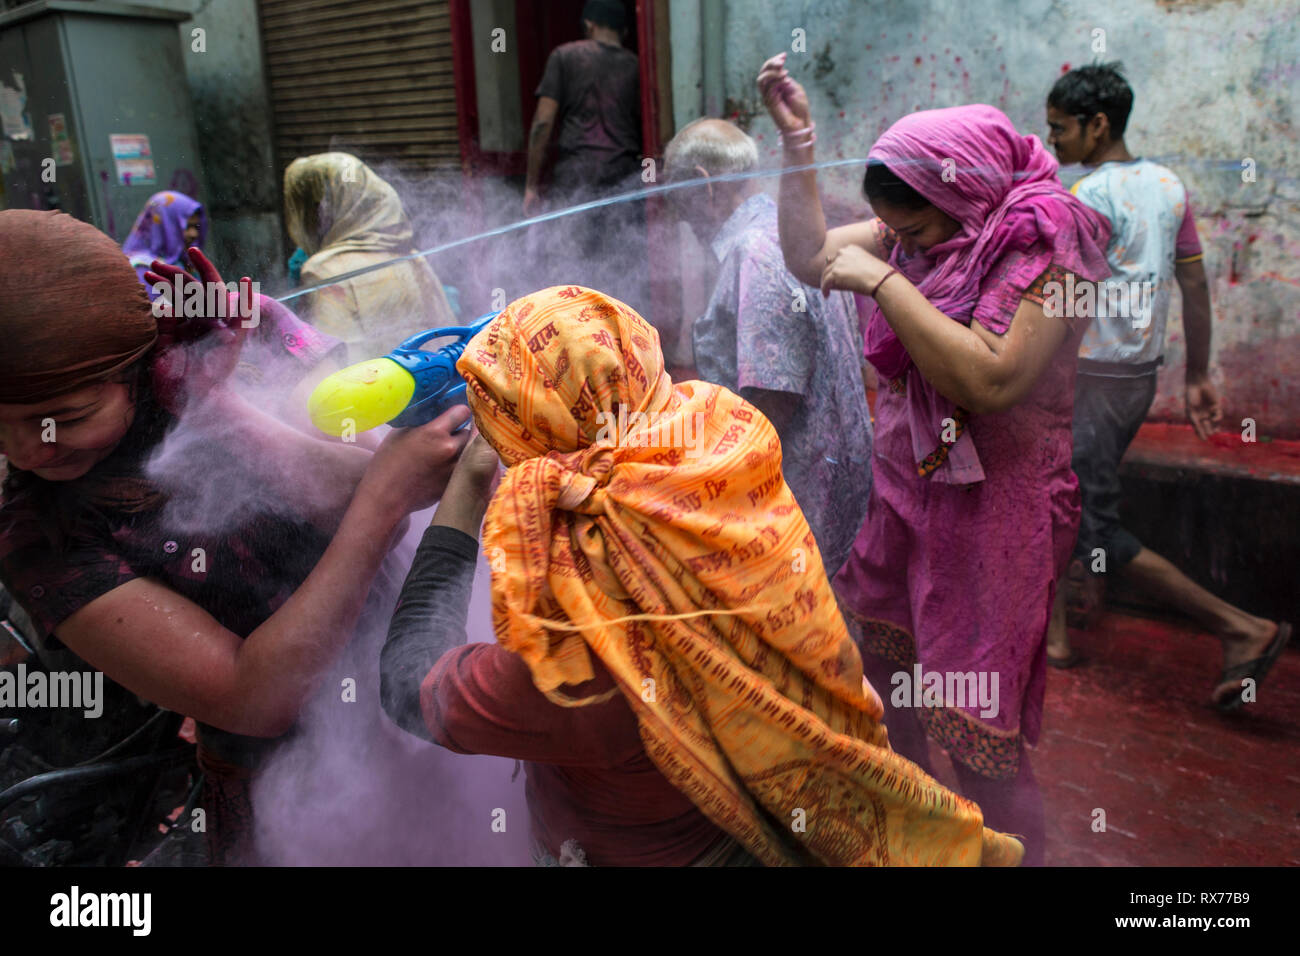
top-left (457, 286), bottom-right (1023, 866)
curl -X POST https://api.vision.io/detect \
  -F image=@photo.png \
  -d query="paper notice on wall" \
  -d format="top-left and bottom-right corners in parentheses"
top-left (48, 113), bottom-right (74, 165)
top-left (110, 133), bottom-right (156, 186)
top-left (1, 72), bottom-right (33, 141)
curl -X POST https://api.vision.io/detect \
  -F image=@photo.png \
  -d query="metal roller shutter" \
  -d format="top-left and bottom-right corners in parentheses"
top-left (259, 0), bottom-right (460, 176)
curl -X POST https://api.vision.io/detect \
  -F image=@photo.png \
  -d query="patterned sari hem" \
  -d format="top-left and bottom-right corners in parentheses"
top-left (845, 612), bottom-right (1023, 780)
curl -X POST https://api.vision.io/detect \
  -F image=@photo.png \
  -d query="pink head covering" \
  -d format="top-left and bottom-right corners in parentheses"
top-left (860, 104), bottom-right (1111, 380)
top-left (856, 105), bottom-right (1111, 483)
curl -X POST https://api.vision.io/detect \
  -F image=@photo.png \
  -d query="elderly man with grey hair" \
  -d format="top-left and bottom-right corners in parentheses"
top-left (664, 118), bottom-right (873, 575)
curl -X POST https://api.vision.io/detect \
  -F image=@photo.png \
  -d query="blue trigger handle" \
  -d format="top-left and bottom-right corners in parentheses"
top-left (386, 310), bottom-right (499, 430)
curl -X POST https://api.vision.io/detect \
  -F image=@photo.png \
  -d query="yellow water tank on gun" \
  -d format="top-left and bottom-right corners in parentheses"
top-left (307, 357), bottom-right (416, 437)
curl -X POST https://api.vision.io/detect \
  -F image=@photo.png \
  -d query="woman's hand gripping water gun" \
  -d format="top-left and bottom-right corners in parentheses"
top-left (307, 311), bottom-right (499, 438)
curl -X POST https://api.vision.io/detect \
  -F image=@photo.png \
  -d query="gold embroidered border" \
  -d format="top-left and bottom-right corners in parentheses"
top-left (845, 611), bottom-right (1022, 780)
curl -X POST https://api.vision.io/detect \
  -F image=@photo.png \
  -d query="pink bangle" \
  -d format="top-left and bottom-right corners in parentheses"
top-left (870, 268), bottom-right (899, 298)
top-left (780, 122), bottom-right (816, 149)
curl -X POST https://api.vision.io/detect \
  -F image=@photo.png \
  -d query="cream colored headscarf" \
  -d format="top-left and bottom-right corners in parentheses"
top-left (284, 152), bottom-right (455, 363)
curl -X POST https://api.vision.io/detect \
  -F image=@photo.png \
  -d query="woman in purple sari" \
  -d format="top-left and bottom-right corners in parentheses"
top-left (758, 54), bottom-right (1112, 865)
top-left (122, 190), bottom-right (206, 295)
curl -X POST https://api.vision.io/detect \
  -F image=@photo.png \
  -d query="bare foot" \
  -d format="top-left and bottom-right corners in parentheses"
top-left (1211, 621), bottom-right (1280, 706)
top-left (1046, 583), bottom-right (1078, 666)
top-left (1046, 628), bottom-right (1073, 662)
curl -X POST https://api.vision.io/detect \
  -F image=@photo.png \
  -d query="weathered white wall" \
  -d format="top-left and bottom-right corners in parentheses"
top-left (675, 0), bottom-right (1300, 437)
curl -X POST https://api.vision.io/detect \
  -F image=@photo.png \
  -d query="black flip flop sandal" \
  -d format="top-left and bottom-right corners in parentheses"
top-left (1213, 621), bottom-right (1292, 713)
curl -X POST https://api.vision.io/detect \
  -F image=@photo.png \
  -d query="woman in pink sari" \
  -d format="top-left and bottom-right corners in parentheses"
top-left (758, 55), bottom-right (1112, 865)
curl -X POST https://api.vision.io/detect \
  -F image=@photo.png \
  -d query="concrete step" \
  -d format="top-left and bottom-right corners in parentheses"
top-left (1117, 423), bottom-right (1300, 624)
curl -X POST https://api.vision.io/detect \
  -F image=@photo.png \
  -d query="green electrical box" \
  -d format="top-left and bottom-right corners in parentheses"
top-left (0, 1), bottom-right (205, 240)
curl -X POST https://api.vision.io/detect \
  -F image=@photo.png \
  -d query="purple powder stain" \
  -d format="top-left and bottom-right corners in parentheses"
top-left (252, 523), bottom-right (530, 865)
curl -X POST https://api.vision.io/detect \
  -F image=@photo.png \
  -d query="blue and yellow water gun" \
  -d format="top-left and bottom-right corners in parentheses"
top-left (307, 311), bottom-right (498, 436)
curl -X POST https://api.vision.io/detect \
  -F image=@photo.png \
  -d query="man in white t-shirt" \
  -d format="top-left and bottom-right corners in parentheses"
top-left (1044, 63), bottom-right (1288, 711)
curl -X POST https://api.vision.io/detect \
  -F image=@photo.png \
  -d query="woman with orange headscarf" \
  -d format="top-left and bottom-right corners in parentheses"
top-left (380, 284), bottom-right (1024, 866)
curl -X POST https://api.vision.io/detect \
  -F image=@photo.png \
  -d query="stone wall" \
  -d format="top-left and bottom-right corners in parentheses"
top-left (672, 0), bottom-right (1300, 437)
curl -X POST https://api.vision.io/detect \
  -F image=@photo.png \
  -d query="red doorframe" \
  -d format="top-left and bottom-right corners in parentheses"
top-left (447, 0), bottom-right (479, 173)
top-left (636, 0), bottom-right (663, 159)
top-left (636, 0), bottom-right (680, 349)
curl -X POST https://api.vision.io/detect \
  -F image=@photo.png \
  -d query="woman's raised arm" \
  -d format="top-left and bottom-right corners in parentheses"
top-left (758, 53), bottom-right (885, 287)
